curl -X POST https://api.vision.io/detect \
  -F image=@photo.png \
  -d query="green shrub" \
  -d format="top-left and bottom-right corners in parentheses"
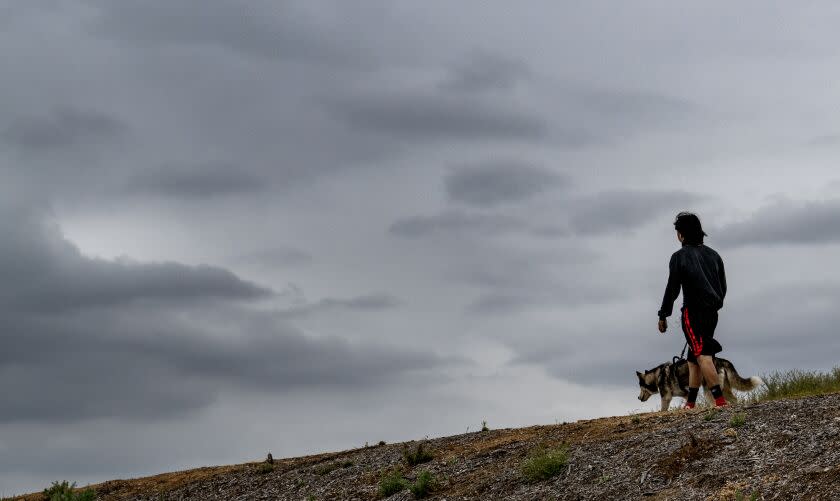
top-left (378, 470), bottom-right (408, 498)
top-left (735, 490), bottom-right (759, 501)
top-left (403, 443), bottom-right (434, 467)
top-left (521, 445), bottom-right (569, 483)
top-left (43, 481), bottom-right (96, 501)
top-left (256, 462), bottom-right (275, 474)
top-left (730, 413), bottom-right (747, 427)
top-left (481, 420), bottom-right (489, 432)
top-left (409, 470), bottom-right (435, 499)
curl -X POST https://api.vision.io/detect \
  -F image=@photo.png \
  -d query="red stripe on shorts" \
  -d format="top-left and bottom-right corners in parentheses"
top-left (684, 307), bottom-right (703, 357)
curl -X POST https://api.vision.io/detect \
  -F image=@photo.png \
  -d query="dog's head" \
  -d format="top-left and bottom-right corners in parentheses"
top-left (636, 370), bottom-right (659, 402)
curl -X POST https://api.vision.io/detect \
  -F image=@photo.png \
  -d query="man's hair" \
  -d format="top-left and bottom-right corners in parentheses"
top-left (673, 212), bottom-right (707, 244)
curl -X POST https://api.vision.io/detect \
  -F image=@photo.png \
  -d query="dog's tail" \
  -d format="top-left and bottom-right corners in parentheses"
top-left (724, 360), bottom-right (764, 391)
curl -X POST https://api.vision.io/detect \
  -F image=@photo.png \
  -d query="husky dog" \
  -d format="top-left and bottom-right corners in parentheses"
top-left (636, 357), bottom-right (763, 411)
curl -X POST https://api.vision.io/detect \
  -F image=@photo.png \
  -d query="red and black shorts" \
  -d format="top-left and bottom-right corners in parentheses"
top-left (680, 306), bottom-right (722, 363)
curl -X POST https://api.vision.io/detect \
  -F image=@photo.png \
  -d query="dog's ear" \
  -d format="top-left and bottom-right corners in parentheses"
top-left (636, 371), bottom-right (643, 381)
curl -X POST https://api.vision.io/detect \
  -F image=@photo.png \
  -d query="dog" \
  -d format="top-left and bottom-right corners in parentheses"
top-left (636, 357), bottom-right (763, 411)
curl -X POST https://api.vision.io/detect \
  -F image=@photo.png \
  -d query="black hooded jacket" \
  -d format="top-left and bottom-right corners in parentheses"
top-left (658, 243), bottom-right (727, 320)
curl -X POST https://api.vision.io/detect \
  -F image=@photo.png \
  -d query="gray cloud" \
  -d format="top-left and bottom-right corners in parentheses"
top-left (123, 163), bottom-right (266, 199)
top-left (575, 87), bottom-right (694, 124)
top-left (466, 285), bottom-right (619, 315)
top-left (569, 190), bottom-right (703, 236)
top-left (445, 160), bottom-right (568, 208)
top-left (323, 91), bottom-right (547, 142)
top-left (234, 247), bottom-right (313, 268)
top-left (722, 281), bottom-right (840, 370)
top-left (440, 51), bottom-right (531, 94)
top-left (3, 107), bottom-right (127, 153)
top-left (280, 293), bottom-right (401, 317)
top-left (715, 199), bottom-right (840, 247)
top-left (388, 210), bottom-right (525, 238)
top-left (391, 190), bottom-right (700, 240)
top-left (0, 209), bottom-right (272, 314)
top-left (89, 0), bottom-right (375, 67)
top-left (0, 208), bottom-right (448, 423)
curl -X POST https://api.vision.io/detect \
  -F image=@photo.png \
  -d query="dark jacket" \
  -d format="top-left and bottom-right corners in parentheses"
top-left (658, 243), bottom-right (726, 320)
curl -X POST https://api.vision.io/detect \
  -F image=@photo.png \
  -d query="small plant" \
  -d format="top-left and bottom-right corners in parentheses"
top-left (521, 445), bottom-right (569, 483)
top-left (314, 460), bottom-right (354, 475)
top-left (378, 440), bottom-right (387, 446)
top-left (43, 481), bottom-right (96, 501)
top-left (256, 462), bottom-right (275, 474)
top-left (306, 496), bottom-right (316, 501)
top-left (730, 413), bottom-right (747, 427)
top-left (703, 408), bottom-right (718, 422)
top-left (631, 415), bottom-right (641, 424)
top-left (378, 470), bottom-right (408, 498)
top-left (403, 443), bottom-right (434, 466)
top-left (481, 420), bottom-right (489, 432)
top-left (409, 470), bottom-right (435, 499)
top-left (735, 490), bottom-right (759, 501)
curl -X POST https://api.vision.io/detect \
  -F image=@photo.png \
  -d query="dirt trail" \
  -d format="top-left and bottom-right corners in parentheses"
top-left (13, 393), bottom-right (840, 500)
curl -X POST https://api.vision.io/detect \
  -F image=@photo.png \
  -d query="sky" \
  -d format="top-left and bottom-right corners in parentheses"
top-left (3, 0), bottom-right (840, 494)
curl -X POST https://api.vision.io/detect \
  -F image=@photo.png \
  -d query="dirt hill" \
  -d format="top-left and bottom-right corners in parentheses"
top-left (15, 393), bottom-right (840, 500)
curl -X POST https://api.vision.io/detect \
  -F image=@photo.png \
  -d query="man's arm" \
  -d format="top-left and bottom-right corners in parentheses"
top-left (658, 253), bottom-right (681, 320)
top-left (719, 256), bottom-right (727, 304)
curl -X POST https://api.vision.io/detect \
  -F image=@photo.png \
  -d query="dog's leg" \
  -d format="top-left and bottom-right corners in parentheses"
top-left (661, 394), bottom-right (672, 412)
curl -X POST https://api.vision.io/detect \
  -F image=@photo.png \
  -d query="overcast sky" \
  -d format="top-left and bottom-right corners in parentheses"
top-left (3, 0), bottom-right (840, 494)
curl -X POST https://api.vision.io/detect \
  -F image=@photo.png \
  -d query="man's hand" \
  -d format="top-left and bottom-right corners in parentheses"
top-left (658, 319), bottom-right (667, 333)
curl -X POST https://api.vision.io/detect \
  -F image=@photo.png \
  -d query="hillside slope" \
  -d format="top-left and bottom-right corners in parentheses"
top-left (16, 393), bottom-right (840, 501)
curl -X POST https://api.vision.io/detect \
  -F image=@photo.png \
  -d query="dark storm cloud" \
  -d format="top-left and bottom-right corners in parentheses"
top-left (124, 164), bottom-right (266, 199)
top-left (445, 161), bottom-right (568, 208)
top-left (715, 199), bottom-right (840, 247)
top-left (324, 91), bottom-right (547, 141)
top-left (440, 51), bottom-right (531, 94)
top-left (568, 190), bottom-right (703, 235)
top-left (0, 209), bottom-right (271, 314)
top-left (2, 108), bottom-right (127, 153)
top-left (0, 209), bottom-right (450, 423)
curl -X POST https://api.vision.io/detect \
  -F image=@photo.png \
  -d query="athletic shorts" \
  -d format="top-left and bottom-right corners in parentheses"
top-left (680, 306), bottom-right (722, 363)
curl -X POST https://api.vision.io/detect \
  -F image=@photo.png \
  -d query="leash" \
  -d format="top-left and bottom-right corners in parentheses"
top-left (672, 341), bottom-right (688, 366)
top-left (672, 341), bottom-right (689, 394)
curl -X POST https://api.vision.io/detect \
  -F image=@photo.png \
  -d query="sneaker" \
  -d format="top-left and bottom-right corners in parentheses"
top-left (714, 396), bottom-right (728, 407)
top-left (682, 402), bottom-right (696, 410)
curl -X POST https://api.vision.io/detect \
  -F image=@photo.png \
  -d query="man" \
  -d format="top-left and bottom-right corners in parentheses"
top-left (658, 212), bottom-right (728, 408)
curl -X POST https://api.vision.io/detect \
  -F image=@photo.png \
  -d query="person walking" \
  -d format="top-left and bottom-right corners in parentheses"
top-left (657, 212), bottom-right (728, 409)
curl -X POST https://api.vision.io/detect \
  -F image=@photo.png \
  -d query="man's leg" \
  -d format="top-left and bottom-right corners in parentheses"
top-left (684, 361), bottom-right (701, 409)
top-left (698, 355), bottom-right (727, 406)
